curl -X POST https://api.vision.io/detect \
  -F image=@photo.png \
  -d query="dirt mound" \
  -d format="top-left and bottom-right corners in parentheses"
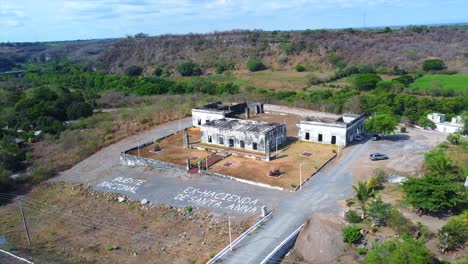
top-left (294, 213), bottom-right (344, 264)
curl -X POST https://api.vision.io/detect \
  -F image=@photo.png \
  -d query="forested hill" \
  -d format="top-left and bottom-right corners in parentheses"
top-left (1, 26), bottom-right (468, 74)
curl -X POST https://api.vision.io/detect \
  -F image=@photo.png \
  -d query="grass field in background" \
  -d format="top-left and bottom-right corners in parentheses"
top-left (409, 75), bottom-right (468, 95)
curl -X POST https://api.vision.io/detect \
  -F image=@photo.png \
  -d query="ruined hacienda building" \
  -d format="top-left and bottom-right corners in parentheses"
top-left (191, 101), bottom-right (264, 127)
top-left (297, 113), bottom-right (366, 146)
top-left (192, 102), bottom-right (365, 154)
top-left (200, 118), bottom-right (287, 154)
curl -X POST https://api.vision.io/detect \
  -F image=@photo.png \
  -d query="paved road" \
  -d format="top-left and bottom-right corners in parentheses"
top-left (218, 141), bottom-right (368, 263)
top-left (219, 128), bottom-right (440, 263)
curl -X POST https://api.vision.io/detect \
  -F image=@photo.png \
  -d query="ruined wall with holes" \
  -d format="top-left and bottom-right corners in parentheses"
top-left (200, 124), bottom-right (286, 153)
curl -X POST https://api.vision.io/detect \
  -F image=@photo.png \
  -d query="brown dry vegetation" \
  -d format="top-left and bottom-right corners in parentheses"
top-left (97, 28), bottom-right (468, 74)
top-left (0, 183), bottom-right (254, 264)
top-left (32, 95), bottom-right (196, 172)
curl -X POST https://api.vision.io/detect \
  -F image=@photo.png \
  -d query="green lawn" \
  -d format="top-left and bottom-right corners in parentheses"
top-left (409, 75), bottom-right (468, 95)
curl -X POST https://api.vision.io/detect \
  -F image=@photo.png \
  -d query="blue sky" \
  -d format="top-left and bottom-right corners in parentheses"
top-left (1, 0), bottom-right (467, 42)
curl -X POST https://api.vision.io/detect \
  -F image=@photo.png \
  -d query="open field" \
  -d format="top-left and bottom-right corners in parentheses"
top-left (129, 128), bottom-right (212, 166)
top-left (409, 74), bottom-right (468, 95)
top-left (0, 183), bottom-right (254, 264)
top-left (209, 141), bottom-right (336, 189)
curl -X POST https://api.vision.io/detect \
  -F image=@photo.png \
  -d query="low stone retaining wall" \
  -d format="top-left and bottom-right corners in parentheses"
top-left (207, 211), bottom-right (274, 264)
top-left (259, 224), bottom-right (304, 264)
top-left (202, 170), bottom-right (284, 191)
top-left (120, 153), bottom-right (184, 171)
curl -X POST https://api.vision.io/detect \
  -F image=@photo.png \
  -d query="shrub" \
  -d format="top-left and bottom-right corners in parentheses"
top-left (30, 166), bottom-right (55, 184)
top-left (177, 61), bottom-right (202, 76)
top-left (447, 133), bottom-right (462, 145)
top-left (345, 210), bottom-right (362, 223)
top-left (246, 59), bottom-right (266, 72)
top-left (295, 64), bottom-right (306, 72)
top-left (357, 247), bottom-right (367, 255)
top-left (184, 206), bottom-right (193, 213)
top-left (124, 65), bottom-right (143, 76)
top-left (367, 168), bottom-right (386, 190)
top-left (350, 73), bottom-right (382, 90)
top-left (400, 126), bottom-right (407, 133)
top-left (388, 209), bottom-right (416, 235)
top-left (364, 236), bottom-right (435, 264)
top-left (422, 59), bottom-right (446, 71)
top-left (153, 67), bottom-right (163, 76)
top-left (367, 198), bottom-right (392, 227)
top-left (0, 167), bottom-right (11, 191)
top-left (437, 214), bottom-right (468, 252)
top-left (342, 225), bottom-right (362, 244)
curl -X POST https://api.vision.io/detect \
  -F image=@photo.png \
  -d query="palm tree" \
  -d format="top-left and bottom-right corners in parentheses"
top-left (352, 181), bottom-right (374, 219)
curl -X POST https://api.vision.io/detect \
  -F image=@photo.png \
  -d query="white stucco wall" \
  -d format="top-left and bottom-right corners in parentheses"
top-left (297, 115), bottom-right (365, 147)
top-left (298, 123), bottom-right (347, 146)
top-left (436, 123), bottom-right (462, 133)
top-left (192, 110), bottom-right (226, 127)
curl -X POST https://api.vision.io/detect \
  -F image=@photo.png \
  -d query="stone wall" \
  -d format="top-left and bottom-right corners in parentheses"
top-left (120, 152), bottom-right (185, 171)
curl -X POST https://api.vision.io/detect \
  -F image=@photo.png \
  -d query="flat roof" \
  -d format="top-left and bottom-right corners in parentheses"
top-left (202, 118), bottom-right (283, 134)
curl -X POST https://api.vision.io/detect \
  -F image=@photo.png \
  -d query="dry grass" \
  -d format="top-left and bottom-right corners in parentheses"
top-left (0, 183), bottom-right (253, 264)
top-left (32, 97), bottom-right (195, 172)
top-left (210, 141), bottom-right (336, 189)
top-left (130, 128), bottom-right (212, 166)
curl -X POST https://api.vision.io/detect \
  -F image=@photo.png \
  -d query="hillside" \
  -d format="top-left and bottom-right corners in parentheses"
top-left (1, 26), bottom-right (467, 74)
top-left (98, 27), bottom-right (468, 74)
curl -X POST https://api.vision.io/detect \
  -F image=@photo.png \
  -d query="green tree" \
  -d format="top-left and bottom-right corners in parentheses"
top-left (295, 64), bottom-right (306, 72)
top-left (424, 148), bottom-right (453, 176)
top-left (342, 225), bottom-right (362, 244)
top-left (422, 59), bottom-right (446, 71)
top-left (461, 111), bottom-right (468, 135)
top-left (177, 61), bottom-right (202, 76)
top-left (0, 137), bottom-right (25, 171)
top-left (402, 175), bottom-right (465, 214)
top-left (367, 198), bottom-right (392, 227)
top-left (383, 26), bottom-right (392, 33)
top-left (350, 73), bottom-right (382, 90)
top-left (246, 59), bottom-right (266, 72)
top-left (66, 102), bottom-right (93, 120)
top-left (124, 65), bottom-right (143, 76)
top-left (364, 236), bottom-right (436, 264)
top-left (437, 214), bottom-right (468, 252)
top-left (418, 117), bottom-right (436, 129)
top-left (352, 181), bottom-right (374, 218)
top-left (365, 113), bottom-right (398, 136)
